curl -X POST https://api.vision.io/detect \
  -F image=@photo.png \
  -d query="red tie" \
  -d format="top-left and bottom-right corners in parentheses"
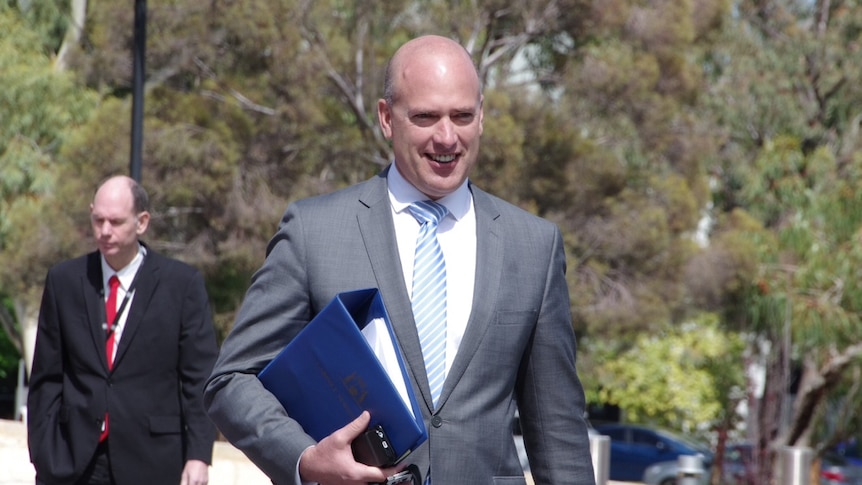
top-left (100, 275), bottom-right (120, 443)
top-left (105, 275), bottom-right (120, 369)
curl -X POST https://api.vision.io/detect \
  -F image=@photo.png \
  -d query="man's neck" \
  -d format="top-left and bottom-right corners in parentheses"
top-left (104, 246), bottom-right (141, 272)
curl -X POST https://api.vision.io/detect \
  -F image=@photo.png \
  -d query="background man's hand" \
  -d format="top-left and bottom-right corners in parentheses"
top-left (180, 459), bottom-right (209, 485)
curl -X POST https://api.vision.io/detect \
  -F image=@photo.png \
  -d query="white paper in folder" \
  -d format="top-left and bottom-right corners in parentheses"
top-left (361, 317), bottom-right (415, 418)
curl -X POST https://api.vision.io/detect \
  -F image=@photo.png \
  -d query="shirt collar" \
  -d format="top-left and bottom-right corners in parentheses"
top-left (387, 162), bottom-right (472, 221)
top-left (101, 244), bottom-right (147, 289)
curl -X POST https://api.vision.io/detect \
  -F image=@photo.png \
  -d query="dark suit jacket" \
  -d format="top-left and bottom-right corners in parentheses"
top-left (28, 248), bottom-right (218, 485)
top-left (204, 168), bottom-right (595, 484)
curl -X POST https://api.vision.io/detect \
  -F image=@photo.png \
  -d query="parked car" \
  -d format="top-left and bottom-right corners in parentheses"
top-left (719, 442), bottom-right (757, 485)
top-left (594, 423), bottom-right (713, 483)
top-left (834, 439), bottom-right (862, 468)
top-left (513, 411), bottom-right (598, 475)
top-left (643, 458), bottom-right (710, 485)
top-left (820, 451), bottom-right (862, 485)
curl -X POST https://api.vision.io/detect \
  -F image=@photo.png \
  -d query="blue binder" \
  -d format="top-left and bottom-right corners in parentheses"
top-left (258, 288), bottom-right (427, 464)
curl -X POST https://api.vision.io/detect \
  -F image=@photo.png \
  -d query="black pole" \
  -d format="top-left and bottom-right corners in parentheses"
top-left (130, 0), bottom-right (146, 183)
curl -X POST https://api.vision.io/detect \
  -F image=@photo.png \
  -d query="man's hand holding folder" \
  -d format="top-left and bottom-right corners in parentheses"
top-left (257, 289), bottom-right (426, 484)
top-left (298, 411), bottom-right (416, 484)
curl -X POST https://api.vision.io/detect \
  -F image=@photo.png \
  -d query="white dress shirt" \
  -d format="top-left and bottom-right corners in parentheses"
top-left (387, 163), bottom-right (477, 377)
top-left (100, 244), bottom-right (146, 359)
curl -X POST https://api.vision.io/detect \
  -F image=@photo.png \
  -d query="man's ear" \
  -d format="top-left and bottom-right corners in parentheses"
top-left (377, 98), bottom-right (393, 140)
top-left (136, 211), bottom-right (150, 235)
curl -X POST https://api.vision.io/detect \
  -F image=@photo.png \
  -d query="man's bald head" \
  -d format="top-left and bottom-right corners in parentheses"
top-left (383, 35), bottom-right (481, 106)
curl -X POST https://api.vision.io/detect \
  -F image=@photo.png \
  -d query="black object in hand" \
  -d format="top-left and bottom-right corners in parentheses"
top-left (352, 424), bottom-right (399, 467)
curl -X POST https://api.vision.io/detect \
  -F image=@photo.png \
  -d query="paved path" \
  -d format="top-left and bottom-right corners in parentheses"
top-left (2, 419), bottom-right (637, 485)
top-left (0, 419), bottom-right (271, 485)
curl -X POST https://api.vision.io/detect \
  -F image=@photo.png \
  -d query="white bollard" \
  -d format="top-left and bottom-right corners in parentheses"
top-left (677, 454), bottom-right (704, 485)
top-left (778, 446), bottom-right (813, 485)
top-left (590, 434), bottom-right (610, 485)
top-left (14, 358), bottom-right (27, 421)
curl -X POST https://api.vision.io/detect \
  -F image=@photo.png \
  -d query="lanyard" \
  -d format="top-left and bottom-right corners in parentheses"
top-left (102, 257), bottom-right (145, 338)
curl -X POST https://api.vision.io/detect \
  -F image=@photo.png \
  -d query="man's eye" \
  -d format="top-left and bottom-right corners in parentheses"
top-left (411, 114), bottom-right (437, 126)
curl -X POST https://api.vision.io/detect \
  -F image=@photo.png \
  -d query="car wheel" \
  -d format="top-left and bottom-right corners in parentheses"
top-left (659, 479), bottom-right (676, 485)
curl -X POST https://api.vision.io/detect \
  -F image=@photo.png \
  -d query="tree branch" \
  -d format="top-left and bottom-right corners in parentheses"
top-left (297, 7), bottom-right (392, 165)
top-left (194, 58), bottom-right (277, 116)
top-left (54, 0), bottom-right (88, 72)
top-left (784, 343), bottom-right (862, 446)
top-left (0, 304), bottom-right (23, 357)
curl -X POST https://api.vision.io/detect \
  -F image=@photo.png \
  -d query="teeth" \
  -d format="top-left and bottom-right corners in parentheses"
top-left (432, 154), bottom-right (456, 163)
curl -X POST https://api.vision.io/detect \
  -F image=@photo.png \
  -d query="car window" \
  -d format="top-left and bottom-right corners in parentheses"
top-left (603, 428), bottom-right (626, 441)
top-left (657, 429), bottom-right (712, 455)
top-left (633, 429), bottom-right (658, 446)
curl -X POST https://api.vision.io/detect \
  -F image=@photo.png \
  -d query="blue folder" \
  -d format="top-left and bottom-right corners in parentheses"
top-left (258, 288), bottom-right (427, 464)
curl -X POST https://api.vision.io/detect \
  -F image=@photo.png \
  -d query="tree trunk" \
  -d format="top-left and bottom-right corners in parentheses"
top-left (54, 0), bottom-right (88, 71)
top-left (757, 339), bottom-right (787, 485)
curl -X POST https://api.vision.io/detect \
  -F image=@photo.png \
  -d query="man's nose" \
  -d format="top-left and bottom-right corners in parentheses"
top-left (433, 118), bottom-right (457, 145)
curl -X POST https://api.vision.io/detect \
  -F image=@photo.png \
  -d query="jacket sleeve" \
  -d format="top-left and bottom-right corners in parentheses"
top-left (516, 226), bottom-right (596, 484)
top-left (27, 268), bottom-right (79, 483)
top-left (177, 269), bottom-right (219, 464)
top-left (203, 202), bottom-right (319, 485)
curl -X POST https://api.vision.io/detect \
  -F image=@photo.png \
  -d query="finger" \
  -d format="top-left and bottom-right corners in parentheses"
top-left (341, 410), bottom-right (372, 442)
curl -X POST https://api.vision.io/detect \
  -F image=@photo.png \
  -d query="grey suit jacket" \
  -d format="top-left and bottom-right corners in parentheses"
top-left (204, 168), bottom-right (595, 484)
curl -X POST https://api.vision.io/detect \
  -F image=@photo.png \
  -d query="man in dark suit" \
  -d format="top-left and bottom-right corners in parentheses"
top-left (204, 35), bottom-right (595, 484)
top-left (28, 175), bottom-right (218, 485)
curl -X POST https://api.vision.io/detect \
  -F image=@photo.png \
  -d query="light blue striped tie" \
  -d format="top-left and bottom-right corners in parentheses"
top-left (408, 200), bottom-right (448, 409)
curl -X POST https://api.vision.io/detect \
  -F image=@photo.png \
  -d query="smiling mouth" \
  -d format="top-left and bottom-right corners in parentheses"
top-left (430, 154), bottom-right (456, 163)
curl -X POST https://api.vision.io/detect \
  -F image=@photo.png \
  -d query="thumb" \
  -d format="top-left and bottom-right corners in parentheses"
top-left (342, 410), bottom-right (372, 441)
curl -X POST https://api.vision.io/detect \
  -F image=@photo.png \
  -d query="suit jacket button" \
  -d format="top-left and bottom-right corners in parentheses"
top-left (431, 415), bottom-right (443, 428)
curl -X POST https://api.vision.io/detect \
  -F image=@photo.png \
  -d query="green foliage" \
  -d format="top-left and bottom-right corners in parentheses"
top-left (4, 0), bottom-right (68, 54)
top-left (0, 297), bottom-right (21, 378)
top-left (727, 136), bottom-right (862, 358)
top-left (591, 314), bottom-right (745, 439)
top-left (0, 7), bottom-right (97, 309)
top-left (0, 11), bottom-right (96, 156)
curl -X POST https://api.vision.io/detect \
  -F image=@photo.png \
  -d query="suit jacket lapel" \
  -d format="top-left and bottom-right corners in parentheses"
top-left (111, 251), bottom-right (159, 369)
top-left (84, 252), bottom-right (111, 371)
top-left (437, 185), bottom-right (503, 408)
top-left (355, 171), bottom-right (437, 410)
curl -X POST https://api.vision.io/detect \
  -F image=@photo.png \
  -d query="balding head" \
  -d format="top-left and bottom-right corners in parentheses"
top-left (95, 176), bottom-right (150, 214)
top-left (91, 175), bottom-right (150, 270)
top-left (383, 35), bottom-right (481, 107)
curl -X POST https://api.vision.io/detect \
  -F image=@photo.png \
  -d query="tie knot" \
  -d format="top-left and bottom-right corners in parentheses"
top-left (108, 275), bottom-right (120, 291)
top-left (408, 201), bottom-right (448, 227)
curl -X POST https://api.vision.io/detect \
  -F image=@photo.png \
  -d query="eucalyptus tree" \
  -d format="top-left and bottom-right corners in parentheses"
top-left (702, 0), bottom-right (862, 481)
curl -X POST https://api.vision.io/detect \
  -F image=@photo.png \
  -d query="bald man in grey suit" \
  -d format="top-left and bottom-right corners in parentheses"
top-left (204, 35), bottom-right (595, 485)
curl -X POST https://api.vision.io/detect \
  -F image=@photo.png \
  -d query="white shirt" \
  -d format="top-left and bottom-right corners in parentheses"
top-left (387, 163), bottom-right (477, 377)
top-left (100, 244), bottom-right (146, 359)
